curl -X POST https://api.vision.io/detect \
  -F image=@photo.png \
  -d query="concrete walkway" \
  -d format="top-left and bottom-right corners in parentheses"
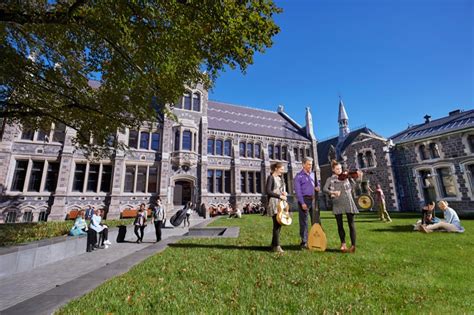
top-left (0, 216), bottom-right (212, 315)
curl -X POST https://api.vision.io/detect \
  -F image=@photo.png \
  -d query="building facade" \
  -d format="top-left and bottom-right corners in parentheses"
top-left (317, 100), bottom-right (398, 211)
top-left (390, 110), bottom-right (474, 213)
top-left (0, 85), bottom-right (319, 223)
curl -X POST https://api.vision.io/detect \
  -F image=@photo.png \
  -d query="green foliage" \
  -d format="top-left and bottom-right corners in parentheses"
top-left (0, 1), bottom-right (281, 157)
top-left (57, 212), bottom-right (474, 314)
top-left (0, 218), bottom-right (133, 246)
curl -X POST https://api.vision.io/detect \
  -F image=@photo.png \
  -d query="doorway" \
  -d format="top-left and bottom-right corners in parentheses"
top-left (173, 180), bottom-right (193, 207)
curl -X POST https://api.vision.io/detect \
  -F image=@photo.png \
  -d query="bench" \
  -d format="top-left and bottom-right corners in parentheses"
top-left (66, 210), bottom-right (79, 220)
top-left (121, 209), bottom-right (137, 218)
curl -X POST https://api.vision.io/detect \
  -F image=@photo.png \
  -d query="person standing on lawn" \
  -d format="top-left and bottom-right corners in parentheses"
top-left (294, 157), bottom-right (320, 249)
top-left (374, 184), bottom-right (392, 222)
top-left (265, 162), bottom-right (287, 253)
top-left (323, 160), bottom-right (361, 253)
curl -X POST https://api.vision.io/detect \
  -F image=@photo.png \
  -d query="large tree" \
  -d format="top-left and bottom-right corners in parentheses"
top-left (0, 0), bottom-right (281, 156)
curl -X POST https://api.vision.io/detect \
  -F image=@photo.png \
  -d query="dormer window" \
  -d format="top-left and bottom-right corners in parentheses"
top-left (429, 143), bottom-right (440, 159)
top-left (366, 151), bottom-right (374, 167)
top-left (357, 153), bottom-right (365, 169)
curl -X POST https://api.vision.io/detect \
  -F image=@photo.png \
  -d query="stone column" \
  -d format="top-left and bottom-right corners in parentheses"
top-left (49, 127), bottom-right (75, 220)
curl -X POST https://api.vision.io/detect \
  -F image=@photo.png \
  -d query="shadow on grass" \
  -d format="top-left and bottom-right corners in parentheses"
top-left (371, 225), bottom-right (416, 233)
top-left (169, 243), bottom-right (348, 254)
top-left (169, 243), bottom-right (270, 252)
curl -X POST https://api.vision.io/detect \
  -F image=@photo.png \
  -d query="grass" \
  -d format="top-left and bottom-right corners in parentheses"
top-left (57, 212), bottom-right (473, 314)
top-left (0, 219), bottom-right (134, 247)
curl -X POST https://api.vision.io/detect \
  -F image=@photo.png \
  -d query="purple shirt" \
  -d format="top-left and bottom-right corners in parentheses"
top-left (294, 170), bottom-right (319, 205)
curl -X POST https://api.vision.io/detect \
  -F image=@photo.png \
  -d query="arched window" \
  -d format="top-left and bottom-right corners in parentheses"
top-left (247, 143), bottom-right (254, 158)
top-left (436, 167), bottom-right (456, 197)
top-left (365, 151), bottom-right (374, 167)
top-left (357, 153), bottom-right (365, 169)
top-left (224, 140), bottom-right (232, 156)
top-left (419, 145), bottom-right (428, 160)
top-left (182, 130), bottom-right (192, 151)
top-left (429, 143), bottom-right (440, 159)
top-left (239, 142), bottom-right (246, 157)
top-left (183, 92), bottom-right (192, 110)
top-left (140, 132), bottom-right (149, 149)
top-left (268, 144), bottom-right (274, 159)
top-left (275, 145), bottom-right (281, 160)
top-left (216, 139), bottom-right (223, 155)
top-left (208, 138), bottom-right (215, 155)
top-left (192, 93), bottom-right (201, 111)
top-left (174, 130), bottom-right (180, 151)
top-left (254, 143), bottom-right (261, 159)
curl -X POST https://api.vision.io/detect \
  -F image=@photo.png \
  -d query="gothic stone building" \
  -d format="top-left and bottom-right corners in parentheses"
top-left (317, 100), bottom-right (398, 211)
top-left (390, 109), bottom-right (474, 213)
top-left (0, 85), bottom-right (319, 223)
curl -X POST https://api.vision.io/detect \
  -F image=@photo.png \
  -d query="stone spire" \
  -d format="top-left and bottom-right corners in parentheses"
top-left (338, 98), bottom-right (350, 141)
top-left (305, 107), bottom-right (316, 140)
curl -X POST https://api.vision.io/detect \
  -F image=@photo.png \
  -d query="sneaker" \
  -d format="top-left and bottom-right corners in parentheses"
top-left (104, 240), bottom-right (111, 245)
top-left (104, 245), bottom-right (109, 249)
top-left (273, 246), bottom-right (284, 253)
top-left (300, 242), bottom-right (308, 250)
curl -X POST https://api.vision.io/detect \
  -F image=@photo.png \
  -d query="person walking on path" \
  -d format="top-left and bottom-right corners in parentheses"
top-left (152, 198), bottom-right (166, 242)
top-left (183, 201), bottom-right (193, 228)
top-left (323, 160), bottom-right (361, 253)
top-left (265, 162), bottom-right (288, 253)
top-left (134, 204), bottom-right (147, 243)
top-left (294, 157), bottom-right (320, 249)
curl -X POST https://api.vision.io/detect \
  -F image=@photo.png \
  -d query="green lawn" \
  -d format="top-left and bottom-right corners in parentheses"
top-left (58, 212), bottom-right (473, 314)
top-left (0, 219), bottom-right (134, 247)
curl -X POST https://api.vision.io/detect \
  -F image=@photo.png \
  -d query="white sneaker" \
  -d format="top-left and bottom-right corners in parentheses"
top-left (104, 240), bottom-right (111, 245)
top-left (104, 245), bottom-right (109, 249)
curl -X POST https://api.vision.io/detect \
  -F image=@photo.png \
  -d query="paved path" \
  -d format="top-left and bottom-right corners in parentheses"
top-left (0, 216), bottom-right (211, 315)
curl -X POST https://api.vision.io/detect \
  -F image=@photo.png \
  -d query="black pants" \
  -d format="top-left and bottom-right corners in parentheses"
top-left (154, 221), bottom-right (162, 242)
top-left (98, 228), bottom-right (108, 245)
top-left (335, 213), bottom-right (356, 246)
top-left (271, 215), bottom-right (282, 247)
top-left (86, 229), bottom-right (97, 251)
top-left (134, 225), bottom-right (145, 241)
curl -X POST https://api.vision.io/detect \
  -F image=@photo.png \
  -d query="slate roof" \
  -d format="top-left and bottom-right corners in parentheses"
top-left (207, 101), bottom-right (310, 141)
top-left (390, 109), bottom-right (474, 144)
top-left (317, 127), bottom-right (383, 165)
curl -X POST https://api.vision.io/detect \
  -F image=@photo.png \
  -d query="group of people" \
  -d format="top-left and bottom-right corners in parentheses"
top-left (69, 199), bottom-right (167, 252)
top-left (416, 200), bottom-right (464, 233)
top-left (266, 157), bottom-right (362, 254)
top-left (68, 208), bottom-right (111, 252)
top-left (133, 198), bottom-right (167, 243)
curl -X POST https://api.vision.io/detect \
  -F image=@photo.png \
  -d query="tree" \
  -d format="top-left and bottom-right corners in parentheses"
top-left (0, 0), bottom-right (281, 157)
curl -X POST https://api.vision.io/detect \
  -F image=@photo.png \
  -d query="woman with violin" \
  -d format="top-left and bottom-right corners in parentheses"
top-left (265, 162), bottom-right (287, 253)
top-left (323, 160), bottom-right (362, 253)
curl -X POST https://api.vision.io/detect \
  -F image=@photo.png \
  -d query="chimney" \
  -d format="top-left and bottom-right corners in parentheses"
top-left (449, 109), bottom-right (461, 116)
top-left (423, 114), bottom-right (431, 124)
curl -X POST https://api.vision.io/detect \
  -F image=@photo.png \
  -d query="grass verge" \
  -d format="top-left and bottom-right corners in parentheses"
top-left (57, 212), bottom-right (473, 314)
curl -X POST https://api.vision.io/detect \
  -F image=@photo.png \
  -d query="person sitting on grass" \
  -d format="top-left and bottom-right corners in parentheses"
top-left (420, 200), bottom-right (464, 233)
top-left (228, 207), bottom-right (242, 219)
top-left (69, 210), bottom-right (88, 236)
top-left (414, 201), bottom-right (436, 231)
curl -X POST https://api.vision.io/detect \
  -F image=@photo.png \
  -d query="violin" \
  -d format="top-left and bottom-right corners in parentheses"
top-left (338, 170), bottom-right (361, 181)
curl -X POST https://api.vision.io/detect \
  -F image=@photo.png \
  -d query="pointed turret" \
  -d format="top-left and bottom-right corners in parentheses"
top-left (338, 98), bottom-right (350, 141)
top-left (305, 107), bottom-right (316, 140)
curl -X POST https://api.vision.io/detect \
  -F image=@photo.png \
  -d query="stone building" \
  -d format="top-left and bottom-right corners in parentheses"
top-left (0, 84), bottom-right (319, 223)
top-left (390, 109), bottom-right (474, 213)
top-left (317, 100), bottom-right (398, 211)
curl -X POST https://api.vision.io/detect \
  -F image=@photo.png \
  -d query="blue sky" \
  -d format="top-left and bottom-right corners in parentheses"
top-left (209, 0), bottom-right (473, 140)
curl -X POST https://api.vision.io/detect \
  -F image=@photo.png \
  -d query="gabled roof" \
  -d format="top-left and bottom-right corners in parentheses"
top-left (390, 109), bottom-right (474, 144)
top-left (317, 127), bottom-right (383, 165)
top-left (207, 101), bottom-right (310, 141)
